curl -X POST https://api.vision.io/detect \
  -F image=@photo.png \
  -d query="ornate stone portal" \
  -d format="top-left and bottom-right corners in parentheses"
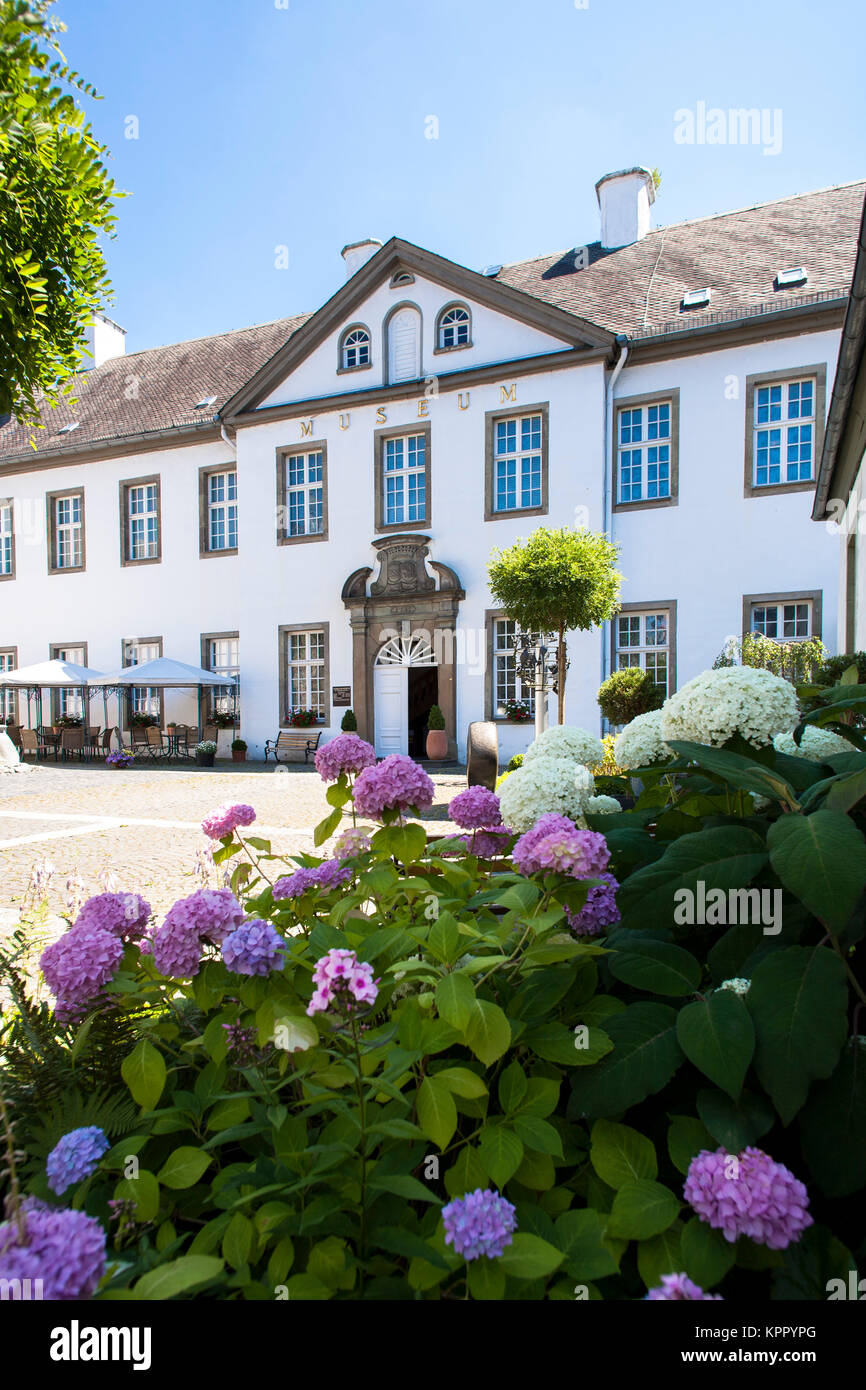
top-left (341, 535), bottom-right (464, 757)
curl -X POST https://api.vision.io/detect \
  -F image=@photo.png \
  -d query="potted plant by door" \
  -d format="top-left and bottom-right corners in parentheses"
top-left (340, 709), bottom-right (357, 731)
top-left (425, 705), bottom-right (448, 761)
top-left (195, 739), bottom-right (217, 767)
top-left (231, 738), bottom-right (247, 763)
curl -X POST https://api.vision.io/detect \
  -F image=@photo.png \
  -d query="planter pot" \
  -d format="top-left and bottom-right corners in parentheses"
top-left (196, 751), bottom-right (216, 767)
top-left (216, 729), bottom-right (235, 760)
top-left (426, 729), bottom-right (448, 760)
top-left (231, 750), bottom-right (246, 763)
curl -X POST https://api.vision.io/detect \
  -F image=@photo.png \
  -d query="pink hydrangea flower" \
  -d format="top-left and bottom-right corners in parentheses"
top-left (333, 826), bottom-right (373, 859)
top-left (40, 925), bottom-right (125, 1022)
top-left (273, 859), bottom-right (352, 900)
top-left (448, 786), bottom-right (502, 831)
top-left (75, 892), bottom-right (151, 941)
top-left (307, 947), bottom-right (378, 1016)
top-left (646, 1273), bottom-right (722, 1300)
top-left (201, 803), bottom-right (256, 840)
top-left (353, 754), bottom-right (435, 819)
top-left (511, 813), bottom-right (578, 875)
top-left (513, 816), bottom-right (610, 879)
top-left (150, 888), bottom-right (245, 978)
top-left (684, 1147), bottom-right (813, 1249)
top-left (314, 734), bottom-right (377, 782)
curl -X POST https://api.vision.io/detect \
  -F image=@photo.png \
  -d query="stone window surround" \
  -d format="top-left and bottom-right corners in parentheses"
top-left (121, 634), bottom-right (164, 728)
top-left (278, 621), bottom-right (330, 727)
top-left (0, 497), bottom-right (15, 581)
top-left (741, 589), bottom-right (822, 642)
top-left (48, 639), bottom-right (88, 723)
top-left (612, 388), bottom-right (680, 513)
top-left (119, 474), bottom-right (161, 567)
top-left (484, 400), bottom-right (550, 522)
top-left (198, 464), bottom-right (238, 559)
top-left (434, 301), bottom-right (473, 355)
top-left (382, 300), bottom-right (423, 386)
top-left (201, 630), bottom-right (240, 721)
top-left (610, 600), bottom-right (678, 695)
top-left (0, 644), bottom-right (18, 721)
top-left (743, 363), bottom-right (827, 498)
top-left (337, 322), bottom-right (373, 375)
top-left (46, 487), bottom-right (86, 575)
top-left (276, 440), bottom-right (329, 546)
top-left (484, 609), bottom-right (538, 723)
top-left (374, 421), bottom-right (432, 534)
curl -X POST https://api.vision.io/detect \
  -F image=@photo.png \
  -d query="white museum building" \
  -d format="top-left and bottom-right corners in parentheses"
top-left (0, 168), bottom-right (863, 762)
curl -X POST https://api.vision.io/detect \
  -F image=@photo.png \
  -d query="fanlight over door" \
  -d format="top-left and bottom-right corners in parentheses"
top-left (375, 633), bottom-right (436, 667)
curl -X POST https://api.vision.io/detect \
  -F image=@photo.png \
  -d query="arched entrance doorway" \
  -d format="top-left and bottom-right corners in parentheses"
top-left (374, 631), bottom-right (437, 756)
top-left (341, 534), bottom-right (464, 760)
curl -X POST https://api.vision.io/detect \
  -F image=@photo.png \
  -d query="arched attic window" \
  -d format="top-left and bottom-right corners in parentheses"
top-left (385, 303), bottom-right (422, 384)
top-left (436, 303), bottom-right (471, 351)
top-left (339, 324), bottom-right (371, 371)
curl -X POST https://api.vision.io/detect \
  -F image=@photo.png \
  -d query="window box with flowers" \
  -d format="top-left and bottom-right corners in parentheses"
top-left (287, 709), bottom-right (319, 728)
top-left (502, 699), bottom-right (533, 724)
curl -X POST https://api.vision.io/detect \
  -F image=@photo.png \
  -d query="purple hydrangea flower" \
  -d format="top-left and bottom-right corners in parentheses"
top-left (46, 1126), bottom-right (109, 1195)
top-left (307, 947), bottom-right (378, 1016)
top-left (75, 892), bottom-right (151, 941)
top-left (466, 826), bottom-right (513, 859)
top-left (332, 827), bottom-right (373, 859)
top-left (201, 803), bottom-right (257, 840)
top-left (0, 1199), bottom-right (106, 1300)
top-left (513, 815), bottom-right (609, 879)
top-left (222, 919), bottom-right (286, 976)
top-left (684, 1147), bottom-right (813, 1249)
top-left (646, 1273), bottom-right (722, 1300)
top-left (353, 754), bottom-right (435, 819)
top-left (448, 786), bottom-right (502, 831)
top-left (273, 860), bottom-right (352, 900)
top-left (315, 734), bottom-right (377, 782)
top-left (40, 925), bottom-right (125, 1022)
top-left (564, 872), bottom-right (620, 937)
top-left (442, 1188), bottom-right (517, 1261)
top-left (150, 888), bottom-right (245, 978)
top-left (511, 813), bottom-right (579, 875)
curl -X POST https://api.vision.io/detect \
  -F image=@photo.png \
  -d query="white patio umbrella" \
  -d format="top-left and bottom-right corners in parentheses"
top-left (88, 658), bottom-right (238, 740)
top-left (0, 658), bottom-right (107, 738)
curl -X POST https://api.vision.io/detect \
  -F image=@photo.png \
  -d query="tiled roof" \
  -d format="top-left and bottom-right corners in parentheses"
top-left (494, 181), bottom-right (865, 337)
top-left (0, 312), bottom-right (311, 463)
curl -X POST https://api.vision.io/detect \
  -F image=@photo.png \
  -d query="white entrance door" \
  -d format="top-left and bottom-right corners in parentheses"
top-left (374, 665), bottom-right (408, 755)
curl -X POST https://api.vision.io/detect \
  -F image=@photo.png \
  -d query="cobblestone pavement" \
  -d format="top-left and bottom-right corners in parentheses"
top-left (0, 762), bottom-right (467, 936)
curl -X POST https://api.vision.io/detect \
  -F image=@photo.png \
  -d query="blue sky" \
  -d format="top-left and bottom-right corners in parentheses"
top-left (59, 0), bottom-right (865, 354)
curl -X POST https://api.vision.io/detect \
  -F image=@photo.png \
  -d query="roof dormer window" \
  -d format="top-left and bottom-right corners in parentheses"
top-left (775, 267), bottom-right (808, 289)
top-left (681, 288), bottom-right (711, 310)
top-left (436, 303), bottom-right (472, 351)
top-left (339, 325), bottom-right (371, 372)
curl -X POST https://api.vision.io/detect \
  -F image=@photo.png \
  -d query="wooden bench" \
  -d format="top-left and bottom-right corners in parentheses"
top-left (263, 729), bottom-right (322, 764)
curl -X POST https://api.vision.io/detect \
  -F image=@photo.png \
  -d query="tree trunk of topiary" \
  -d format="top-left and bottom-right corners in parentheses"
top-left (557, 623), bottom-right (566, 724)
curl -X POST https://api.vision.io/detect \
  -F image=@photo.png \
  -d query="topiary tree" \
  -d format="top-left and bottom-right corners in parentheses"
top-left (340, 709), bottom-right (357, 731)
top-left (426, 704), bottom-right (445, 730)
top-left (597, 666), bottom-right (664, 726)
top-left (488, 527), bottom-right (621, 722)
top-left (0, 0), bottom-right (121, 420)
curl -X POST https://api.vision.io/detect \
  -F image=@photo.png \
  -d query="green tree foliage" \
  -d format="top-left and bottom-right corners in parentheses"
top-left (598, 666), bottom-right (664, 726)
top-left (488, 527), bottom-right (622, 722)
top-left (0, 0), bottom-right (120, 420)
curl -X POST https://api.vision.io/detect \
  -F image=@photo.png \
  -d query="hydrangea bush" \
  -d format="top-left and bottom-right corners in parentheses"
top-left (2, 672), bottom-right (865, 1302)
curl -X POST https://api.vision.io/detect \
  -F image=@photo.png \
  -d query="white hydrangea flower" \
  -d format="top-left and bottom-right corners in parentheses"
top-left (498, 757), bottom-right (590, 832)
top-left (613, 709), bottom-right (673, 770)
top-left (717, 977), bottom-right (751, 996)
top-left (585, 793), bottom-right (621, 815)
top-left (523, 724), bottom-right (605, 770)
top-left (661, 667), bottom-right (798, 749)
top-left (772, 726), bottom-right (853, 761)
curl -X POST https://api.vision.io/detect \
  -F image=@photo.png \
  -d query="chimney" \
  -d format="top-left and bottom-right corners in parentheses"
top-left (82, 312), bottom-right (126, 369)
top-left (595, 168), bottom-right (655, 250)
top-left (341, 238), bottom-right (383, 279)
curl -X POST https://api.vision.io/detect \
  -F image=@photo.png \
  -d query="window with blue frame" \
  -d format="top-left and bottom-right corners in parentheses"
top-left (753, 378), bottom-right (815, 487)
top-left (493, 413), bottom-right (543, 512)
top-left (284, 451), bottom-right (324, 537)
top-left (617, 401), bottom-right (672, 504)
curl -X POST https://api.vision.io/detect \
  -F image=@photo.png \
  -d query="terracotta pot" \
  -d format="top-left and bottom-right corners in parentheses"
top-left (232, 750), bottom-right (246, 762)
top-left (425, 729), bottom-right (448, 760)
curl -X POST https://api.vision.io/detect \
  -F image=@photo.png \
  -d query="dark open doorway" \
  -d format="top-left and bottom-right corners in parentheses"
top-left (408, 666), bottom-right (438, 758)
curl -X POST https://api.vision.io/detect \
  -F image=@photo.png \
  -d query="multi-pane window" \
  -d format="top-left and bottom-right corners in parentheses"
top-left (383, 434), bottom-right (426, 526)
top-left (0, 502), bottom-right (12, 576)
top-left (750, 601), bottom-right (812, 641)
top-left (206, 636), bottom-right (239, 716)
top-left (616, 611), bottom-right (670, 696)
top-left (341, 327), bottom-right (370, 369)
top-left (126, 483), bottom-right (159, 561)
top-left (493, 413), bottom-right (543, 513)
top-left (0, 649), bottom-right (16, 720)
top-left (753, 378), bottom-right (816, 487)
top-left (492, 619), bottom-right (536, 717)
top-left (438, 306), bottom-right (470, 349)
top-left (617, 402), bottom-right (671, 503)
top-left (208, 471), bottom-right (238, 551)
top-left (53, 645), bottom-right (86, 718)
top-left (53, 494), bottom-right (83, 569)
top-left (287, 630), bottom-right (325, 718)
top-left (285, 451), bottom-right (324, 537)
top-left (126, 640), bottom-right (161, 717)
